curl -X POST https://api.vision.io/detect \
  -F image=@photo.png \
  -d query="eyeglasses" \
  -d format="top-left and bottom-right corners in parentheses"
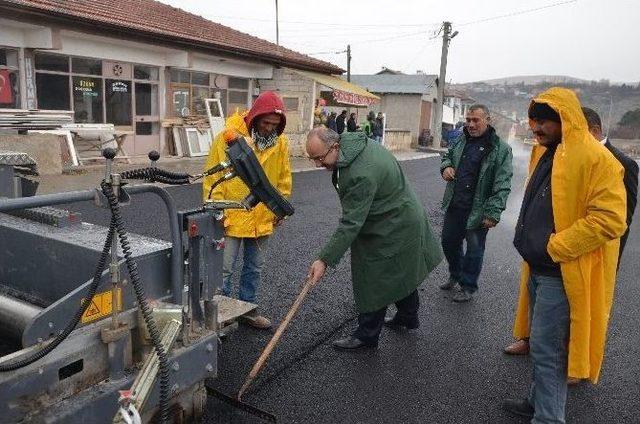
top-left (308, 144), bottom-right (336, 162)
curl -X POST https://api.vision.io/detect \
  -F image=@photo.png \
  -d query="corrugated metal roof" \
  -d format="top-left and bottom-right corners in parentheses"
top-left (2, 0), bottom-right (343, 74)
top-left (347, 74), bottom-right (437, 94)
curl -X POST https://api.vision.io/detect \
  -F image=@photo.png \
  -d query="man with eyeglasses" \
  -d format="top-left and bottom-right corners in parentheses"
top-left (305, 127), bottom-right (442, 350)
top-left (439, 104), bottom-right (513, 302)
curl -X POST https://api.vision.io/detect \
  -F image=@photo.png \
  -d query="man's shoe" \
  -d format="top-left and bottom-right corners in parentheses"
top-left (439, 277), bottom-right (459, 290)
top-left (239, 313), bottom-right (272, 329)
top-left (332, 336), bottom-right (377, 350)
top-left (567, 377), bottom-right (581, 386)
top-left (502, 398), bottom-right (534, 419)
top-left (384, 315), bottom-right (419, 330)
top-left (452, 289), bottom-right (474, 302)
top-left (504, 339), bottom-right (530, 355)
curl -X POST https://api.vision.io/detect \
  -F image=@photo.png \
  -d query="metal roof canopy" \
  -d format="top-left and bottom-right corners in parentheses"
top-left (289, 69), bottom-right (379, 107)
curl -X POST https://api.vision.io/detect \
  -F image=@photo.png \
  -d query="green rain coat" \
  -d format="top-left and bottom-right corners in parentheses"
top-left (440, 128), bottom-right (513, 229)
top-left (318, 132), bottom-right (443, 313)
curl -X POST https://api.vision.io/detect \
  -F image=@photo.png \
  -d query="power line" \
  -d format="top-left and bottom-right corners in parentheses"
top-left (457, 0), bottom-right (578, 27)
top-left (206, 14), bottom-right (441, 28)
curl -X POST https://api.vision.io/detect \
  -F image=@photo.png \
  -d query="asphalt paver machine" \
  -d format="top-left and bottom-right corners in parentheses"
top-left (0, 134), bottom-right (293, 423)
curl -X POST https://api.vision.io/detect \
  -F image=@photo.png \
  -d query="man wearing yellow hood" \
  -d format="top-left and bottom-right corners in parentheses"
top-left (503, 87), bottom-right (626, 423)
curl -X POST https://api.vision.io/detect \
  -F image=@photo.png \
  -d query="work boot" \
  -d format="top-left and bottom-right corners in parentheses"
top-left (384, 315), bottom-right (419, 330)
top-left (332, 336), bottom-right (377, 351)
top-left (567, 377), bottom-right (581, 386)
top-left (439, 277), bottom-right (459, 290)
top-left (239, 311), bottom-right (272, 329)
top-left (504, 339), bottom-right (530, 355)
top-left (452, 289), bottom-right (474, 303)
top-left (502, 398), bottom-right (534, 419)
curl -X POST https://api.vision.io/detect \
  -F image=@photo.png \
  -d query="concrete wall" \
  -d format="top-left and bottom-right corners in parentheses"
top-left (0, 134), bottom-right (64, 175)
top-left (384, 130), bottom-right (413, 151)
top-left (258, 68), bottom-right (315, 156)
top-left (367, 94), bottom-right (422, 143)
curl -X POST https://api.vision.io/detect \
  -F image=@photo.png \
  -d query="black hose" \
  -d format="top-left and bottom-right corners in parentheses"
top-left (0, 219), bottom-right (116, 372)
top-left (206, 175), bottom-right (228, 200)
top-left (120, 167), bottom-right (191, 185)
top-left (101, 181), bottom-right (171, 423)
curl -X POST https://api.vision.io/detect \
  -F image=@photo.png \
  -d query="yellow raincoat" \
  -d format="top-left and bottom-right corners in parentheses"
top-left (512, 87), bottom-right (627, 383)
top-left (202, 112), bottom-right (292, 238)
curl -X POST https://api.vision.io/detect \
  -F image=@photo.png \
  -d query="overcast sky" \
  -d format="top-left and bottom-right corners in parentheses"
top-left (159, 0), bottom-right (639, 83)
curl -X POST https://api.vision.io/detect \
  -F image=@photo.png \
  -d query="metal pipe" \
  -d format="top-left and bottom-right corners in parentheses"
top-left (0, 294), bottom-right (43, 341)
top-left (0, 189), bottom-right (95, 212)
top-left (126, 185), bottom-right (182, 304)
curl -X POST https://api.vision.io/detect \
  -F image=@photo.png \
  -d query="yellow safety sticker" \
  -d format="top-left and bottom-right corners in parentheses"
top-left (81, 289), bottom-right (122, 324)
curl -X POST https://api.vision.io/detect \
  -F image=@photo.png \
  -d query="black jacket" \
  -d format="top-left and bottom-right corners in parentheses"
top-left (347, 117), bottom-right (357, 132)
top-left (605, 139), bottom-right (639, 256)
top-left (513, 146), bottom-right (561, 277)
top-left (336, 115), bottom-right (346, 134)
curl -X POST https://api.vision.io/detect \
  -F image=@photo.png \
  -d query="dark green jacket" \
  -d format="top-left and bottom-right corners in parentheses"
top-left (319, 132), bottom-right (442, 313)
top-left (440, 128), bottom-right (513, 229)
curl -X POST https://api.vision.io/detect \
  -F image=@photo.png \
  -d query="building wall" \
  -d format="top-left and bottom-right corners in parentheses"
top-left (258, 68), bottom-right (315, 156)
top-left (369, 94), bottom-right (422, 143)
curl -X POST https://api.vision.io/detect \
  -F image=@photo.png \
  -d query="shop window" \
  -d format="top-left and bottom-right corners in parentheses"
top-left (35, 53), bottom-right (69, 73)
top-left (283, 97), bottom-right (299, 111)
top-left (106, 79), bottom-right (132, 125)
top-left (212, 89), bottom-right (228, 117)
top-left (135, 122), bottom-right (159, 136)
top-left (1, 48), bottom-right (20, 109)
top-left (134, 65), bottom-right (159, 81)
top-left (0, 49), bottom-right (19, 68)
top-left (135, 83), bottom-right (158, 116)
top-left (192, 85), bottom-right (211, 116)
top-left (72, 57), bottom-right (102, 76)
top-left (228, 90), bottom-right (247, 104)
top-left (36, 73), bottom-right (70, 110)
top-left (228, 77), bottom-right (248, 90)
top-left (191, 72), bottom-right (209, 86)
top-left (170, 69), bottom-right (190, 83)
top-left (73, 76), bottom-right (103, 123)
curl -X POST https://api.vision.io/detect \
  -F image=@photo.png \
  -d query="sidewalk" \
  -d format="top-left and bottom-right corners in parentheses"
top-left (36, 150), bottom-right (440, 195)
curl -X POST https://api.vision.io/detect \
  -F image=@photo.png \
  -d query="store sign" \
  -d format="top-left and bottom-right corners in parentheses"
top-left (25, 57), bottom-right (36, 109)
top-left (74, 79), bottom-right (98, 97)
top-left (332, 89), bottom-right (377, 107)
top-left (111, 81), bottom-right (128, 93)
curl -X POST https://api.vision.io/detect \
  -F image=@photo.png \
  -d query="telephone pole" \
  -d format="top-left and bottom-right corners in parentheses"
top-left (347, 44), bottom-right (352, 82)
top-left (275, 0), bottom-right (280, 45)
top-left (432, 22), bottom-right (457, 148)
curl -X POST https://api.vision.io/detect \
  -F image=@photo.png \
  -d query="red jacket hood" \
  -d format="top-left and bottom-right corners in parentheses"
top-left (244, 91), bottom-right (287, 135)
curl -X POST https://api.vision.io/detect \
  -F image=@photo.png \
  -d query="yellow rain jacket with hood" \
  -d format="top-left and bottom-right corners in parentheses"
top-left (202, 91), bottom-right (292, 238)
top-left (512, 87), bottom-right (627, 383)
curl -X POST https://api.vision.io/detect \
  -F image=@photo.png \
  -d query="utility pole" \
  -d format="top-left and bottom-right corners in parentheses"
top-left (275, 0), bottom-right (279, 45)
top-left (347, 44), bottom-right (351, 82)
top-left (432, 22), bottom-right (457, 148)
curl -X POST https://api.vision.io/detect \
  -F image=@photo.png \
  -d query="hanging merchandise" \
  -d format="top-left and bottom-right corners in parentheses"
top-left (0, 70), bottom-right (14, 104)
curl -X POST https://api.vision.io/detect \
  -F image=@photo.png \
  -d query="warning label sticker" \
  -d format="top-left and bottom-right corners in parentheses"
top-left (81, 289), bottom-right (122, 324)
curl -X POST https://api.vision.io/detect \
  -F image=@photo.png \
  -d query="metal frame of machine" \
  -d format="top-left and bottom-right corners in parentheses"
top-left (0, 136), bottom-right (294, 423)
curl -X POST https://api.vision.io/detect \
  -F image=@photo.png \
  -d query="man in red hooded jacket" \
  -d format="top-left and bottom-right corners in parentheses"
top-left (203, 91), bottom-right (292, 329)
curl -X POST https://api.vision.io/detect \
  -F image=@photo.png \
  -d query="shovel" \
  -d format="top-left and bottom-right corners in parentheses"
top-left (238, 278), bottom-right (314, 400)
top-left (208, 278), bottom-right (314, 422)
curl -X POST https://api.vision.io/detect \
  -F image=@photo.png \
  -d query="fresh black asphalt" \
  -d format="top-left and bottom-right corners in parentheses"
top-left (62, 151), bottom-right (640, 423)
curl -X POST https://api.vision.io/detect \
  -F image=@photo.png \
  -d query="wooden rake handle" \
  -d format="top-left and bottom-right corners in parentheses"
top-left (237, 278), bottom-right (314, 400)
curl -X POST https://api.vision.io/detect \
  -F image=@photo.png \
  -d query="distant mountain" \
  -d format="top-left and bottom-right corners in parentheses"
top-left (474, 75), bottom-right (590, 86)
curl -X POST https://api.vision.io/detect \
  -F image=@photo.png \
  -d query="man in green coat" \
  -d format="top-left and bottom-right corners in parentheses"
top-left (306, 127), bottom-right (442, 350)
top-left (439, 104), bottom-right (513, 302)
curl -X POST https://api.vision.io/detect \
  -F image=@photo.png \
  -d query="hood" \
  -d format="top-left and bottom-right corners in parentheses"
top-left (530, 87), bottom-right (589, 146)
top-left (244, 91), bottom-right (287, 135)
top-left (337, 132), bottom-right (367, 168)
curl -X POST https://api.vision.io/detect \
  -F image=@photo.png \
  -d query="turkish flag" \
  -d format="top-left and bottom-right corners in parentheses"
top-left (0, 70), bottom-right (14, 104)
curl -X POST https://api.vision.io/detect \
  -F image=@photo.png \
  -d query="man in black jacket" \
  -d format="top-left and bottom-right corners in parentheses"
top-left (582, 107), bottom-right (638, 255)
top-left (336, 110), bottom-right (347, 134)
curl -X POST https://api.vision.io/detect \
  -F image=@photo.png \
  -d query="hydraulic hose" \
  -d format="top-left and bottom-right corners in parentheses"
top-left (0, 219), bottom-right (115, 372)
top-left (100, 180), bottom-right (171, 423)
top-left (120, 167), bottom-right (191, 185)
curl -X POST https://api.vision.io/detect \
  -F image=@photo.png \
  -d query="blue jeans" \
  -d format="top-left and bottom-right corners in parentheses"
top-left (222, 236), bottom-right (269, 303)
top-left (441, 207), bottom-right (488, 292)
top-left (527, 274), bottom-right (570, 424)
